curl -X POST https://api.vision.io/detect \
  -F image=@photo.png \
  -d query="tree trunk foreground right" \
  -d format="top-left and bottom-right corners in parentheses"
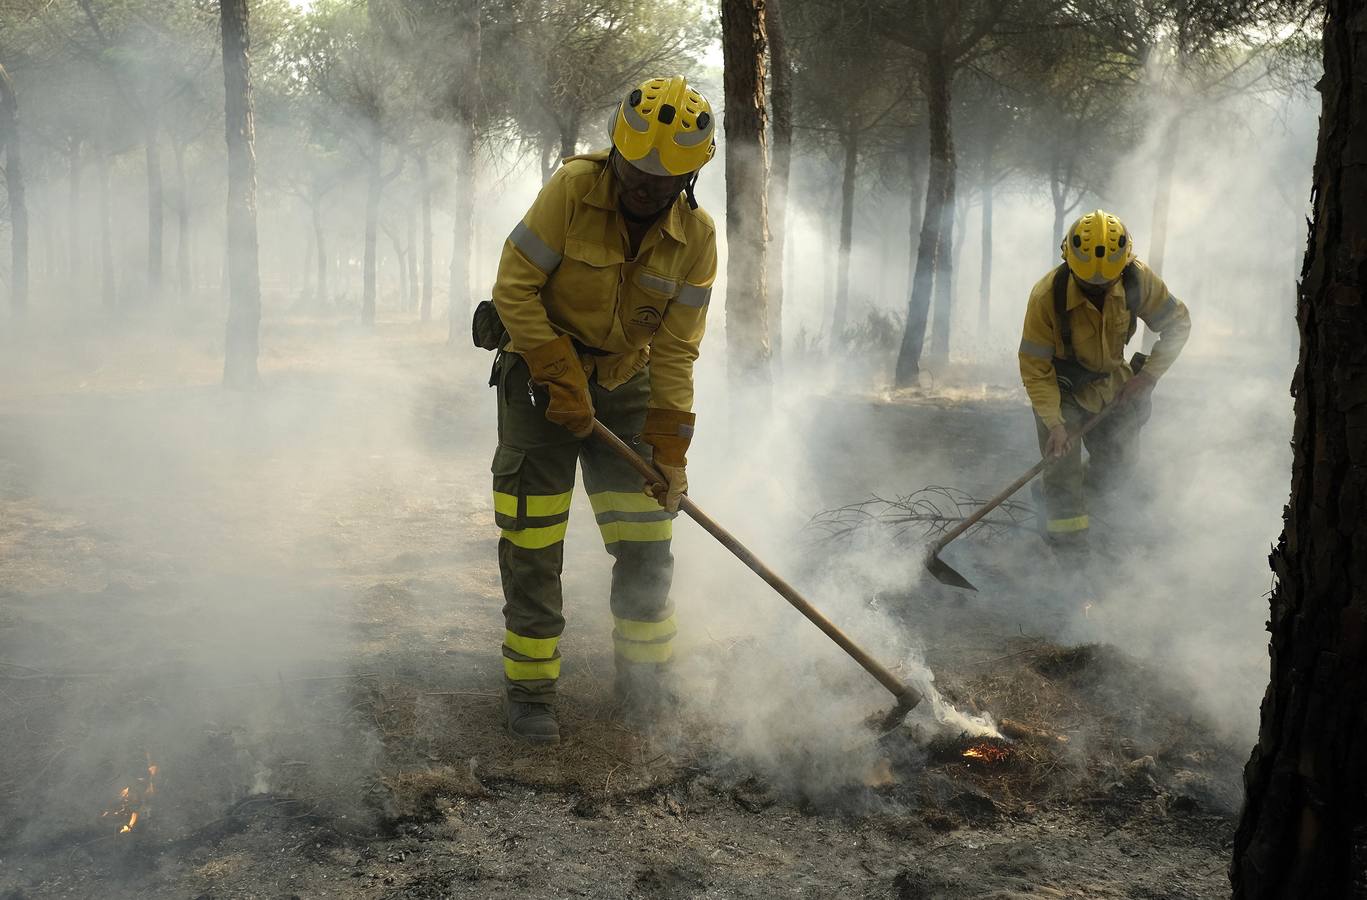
top-left (1231, 0), bottom-right (1367, 895)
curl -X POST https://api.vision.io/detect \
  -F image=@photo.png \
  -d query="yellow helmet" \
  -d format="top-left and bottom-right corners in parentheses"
top-left (1061, 209), bottom-right (1134, 285)
top-left (610, 76), bottom-right (715, 177)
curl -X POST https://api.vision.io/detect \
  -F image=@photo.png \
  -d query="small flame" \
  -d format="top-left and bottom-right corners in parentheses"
top-left (961, 742), bottom-right (1011, 764)
top-left (103, 759), bottom-right (158, 835)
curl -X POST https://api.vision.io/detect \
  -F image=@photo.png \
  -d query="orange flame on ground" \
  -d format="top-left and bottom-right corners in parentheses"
top-left (102, 761), bottom-right (158, 834)
top-left (962, 742), bottom-right (1011, 764)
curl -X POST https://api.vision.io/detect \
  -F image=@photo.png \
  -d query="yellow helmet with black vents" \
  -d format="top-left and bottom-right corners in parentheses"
top-left (610, 76), bottom-right (715, 177)
top-left (1061, 209), bottom-right (1134, 285)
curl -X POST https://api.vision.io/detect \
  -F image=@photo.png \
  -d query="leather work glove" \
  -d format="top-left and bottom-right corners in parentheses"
top-left (641, 407), bottom-right (695, 513)
top-left (1115, 370), bottom-right (1157, 408)
top-left (522, 335), bottom-right (594, 437)
top-left (1044, 423), bottom-right (1072, 460)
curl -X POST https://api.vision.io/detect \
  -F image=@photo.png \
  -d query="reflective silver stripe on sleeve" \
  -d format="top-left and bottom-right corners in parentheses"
top-left (1149, 296), bottom-right (1180, 331)
top-left (676, 283), bottom-right (711, 308)
top-left (1019, 338), bottom-right (1054, 359)
top-left (636, 270), bottom-right (679, 295)
top-left (509, 221), bottom-right (562, 275)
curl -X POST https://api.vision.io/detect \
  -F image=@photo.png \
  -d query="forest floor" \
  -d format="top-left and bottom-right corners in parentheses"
top-left (0, 314), bottom-right (1279, 899)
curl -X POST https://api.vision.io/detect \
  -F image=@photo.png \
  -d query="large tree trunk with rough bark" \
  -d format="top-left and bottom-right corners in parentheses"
top-left (831, 128), bottom-right (858, 340)
top-left (928, 149), bottom-right (957, 367)
top-left (0, 64), bottom-right (28, 318)
top-left (220, 0), bottom-right (262, 388)
top-left (1231, 1), bottom-right (1367, 895)
top-left (894, 33), bottom-right (951, 387)
top-left (418, 153), bottom-right (433, 322)
top-left (764, 0), bottom-right (792, 365)
top-left (720, 0), bottom-right (771, 392)
top-left (362, 125), bottom-right (381, 327)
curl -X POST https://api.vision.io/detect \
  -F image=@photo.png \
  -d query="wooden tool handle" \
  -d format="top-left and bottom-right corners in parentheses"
top-left (591, 420), bottom-right (923, 712)
top-left (926, 401), bottom-right (1120, 556)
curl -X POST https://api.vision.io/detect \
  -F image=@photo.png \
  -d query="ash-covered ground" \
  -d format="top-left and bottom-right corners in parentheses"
top-left (0, 317), bottom-right (1283, 899)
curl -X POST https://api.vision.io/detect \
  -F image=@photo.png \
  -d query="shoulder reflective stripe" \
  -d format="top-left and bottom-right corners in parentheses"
top-left (504, 630), bottom-right (559, 659)
top-left (613, 615), bottom-right (677, 643)
top-left (1149, 296), bottom-right (1180, 331)
top-left (598, 519), bottom-right (673, 544)
top-left (1046, 515), bottom-right (1090, 534)
top-left (503, 657), bottom-right (561, 681)
top-left (676, 283), bottom-right (711, 308)
top-left (613, 635), bottom-right (673, 663)
top-left (1019, 339), bottom-right (1054, 359)
top-left (509, 221), bottom-right (562, 274)
top-left (636, 270), bottom-right (679, 295)
top-left (589, 490), bottom-right (664, 515)
top-left (501, 521), bottom-right (568, 549)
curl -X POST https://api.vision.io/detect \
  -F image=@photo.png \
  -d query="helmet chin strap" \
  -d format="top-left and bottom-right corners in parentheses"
top-left (684, 172), bottom-right (699, 210)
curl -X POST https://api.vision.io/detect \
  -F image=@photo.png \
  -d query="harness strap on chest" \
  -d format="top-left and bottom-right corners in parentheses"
top-left (1052, 263), bottom-right (1142, 359)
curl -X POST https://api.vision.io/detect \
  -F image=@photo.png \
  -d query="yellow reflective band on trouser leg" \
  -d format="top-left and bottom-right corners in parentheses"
top-left (589, 491), bottom-right (666, 515)
top-left (503, 631), bottom-right (561, 682)
top-left (501, 520), bottom-right (569, 550)
top-left (598, 519), bottom-right (673, 545)
top-left (613, 615), bottom-right (676, 664)
top-left (1047, 515), bottom-right (1090, 534)
top-left (614, 634), bottom-right (674, 663)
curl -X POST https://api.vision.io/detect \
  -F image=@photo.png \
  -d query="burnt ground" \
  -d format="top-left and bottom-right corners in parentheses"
top-left (0, 316), bottom-right (1275, 899)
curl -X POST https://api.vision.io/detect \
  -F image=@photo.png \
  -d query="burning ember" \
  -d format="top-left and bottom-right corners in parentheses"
top-left (102, 760), bottom-right (158, 834)
top-left (960, 740), bottom-right (1013, 766)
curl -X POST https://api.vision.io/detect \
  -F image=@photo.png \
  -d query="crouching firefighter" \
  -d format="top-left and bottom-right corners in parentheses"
top-left (473, 76), bottom-right (718, 745)
top-left (1017, 209), bottom-right (1191, 560)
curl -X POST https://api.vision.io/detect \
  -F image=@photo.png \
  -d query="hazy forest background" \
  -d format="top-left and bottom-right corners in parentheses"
top-left (0, 0), bottom-right (1355, 897)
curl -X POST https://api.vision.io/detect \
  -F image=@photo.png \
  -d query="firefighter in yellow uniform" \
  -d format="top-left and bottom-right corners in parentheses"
top-left (1018, 210), bottom-right (1191, 556)
top-left (488, 76), bottom-right (717, 744)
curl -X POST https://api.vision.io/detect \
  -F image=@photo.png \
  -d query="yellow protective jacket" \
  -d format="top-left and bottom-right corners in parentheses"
top-left (1018, 260), bottom-right (1191, 428)
top-left (492, 149), bottom-right (718, 413)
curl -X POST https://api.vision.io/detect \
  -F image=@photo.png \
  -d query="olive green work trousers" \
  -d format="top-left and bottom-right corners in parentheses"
top-left (1033, 392), bottom-right (1151, 543)
top-left (490, 350), bottom-right (677, 704)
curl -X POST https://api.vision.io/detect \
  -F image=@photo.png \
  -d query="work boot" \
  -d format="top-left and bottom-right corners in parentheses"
top-left (613, 662), bottom-right (673, 727)
top-left (504, 698), bottom-right (560, 745)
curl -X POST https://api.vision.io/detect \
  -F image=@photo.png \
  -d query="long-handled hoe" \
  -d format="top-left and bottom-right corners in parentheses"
top-left (924, 403), bottom-right (1120, 591)
top-left (592, 420), bottom-right (924, 730)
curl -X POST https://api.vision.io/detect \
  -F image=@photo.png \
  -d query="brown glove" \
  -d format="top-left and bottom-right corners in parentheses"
top-left (641, 408), bottom-right (695, 512)
top-left (522, 335), bottom-right (594, 437)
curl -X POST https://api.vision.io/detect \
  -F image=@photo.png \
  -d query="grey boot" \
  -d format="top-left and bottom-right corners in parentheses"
top-left (505, 699), bottom-right (560, 745)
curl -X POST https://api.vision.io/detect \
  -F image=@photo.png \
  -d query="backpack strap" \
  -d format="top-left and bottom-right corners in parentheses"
top-left (1122, 263), bottom-right (1141, 343)
top-left (1052, 264), bottom-right (1073, 359)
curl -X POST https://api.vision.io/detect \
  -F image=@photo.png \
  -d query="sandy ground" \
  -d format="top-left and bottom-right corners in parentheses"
top-left (0, 314), bottom-right (1280, 898)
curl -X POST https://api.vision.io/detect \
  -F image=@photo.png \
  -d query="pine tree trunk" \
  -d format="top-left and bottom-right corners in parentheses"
top-left (720, 0), bottom-right (771, 392)
top-left (405, 204), bottom-right (418, 313)
top-left (0, 64), bottom-right (28, 318)
top-left (978, 150), bottom-right (994, 346)
top-left (448, 121), bottom-right (476, 341)
top-left (145, 121), bottom-right (163, 304)
top-left (1231, 1), bottom-right (1367, 895)
top-left (418, 153), bottom-right (433, 322)
top-left (361, 126), bottom-right (381, 327)
top-left (448, 0), bottom-right (481, 342)
top-left (894, 33), bottom-right (951, 387)
top-left (831, 129), bottom-right (858, 340)
top-left (220, 0), bottom-right (262, 388)
top-left (67, 137), bottom-right (83, 296)
top-left (764, 0), bottom-right (792, 365)
top-left (1148, 114), bottom-right (1181, 277)
top-left (312, 196), bottom-right (328, 306)
top-left (97, 152), bottom-right (114, 309)
top-left (173, 137), bottom-right (191, 302)
top-left (559, 111), bottom-right (579, 161)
